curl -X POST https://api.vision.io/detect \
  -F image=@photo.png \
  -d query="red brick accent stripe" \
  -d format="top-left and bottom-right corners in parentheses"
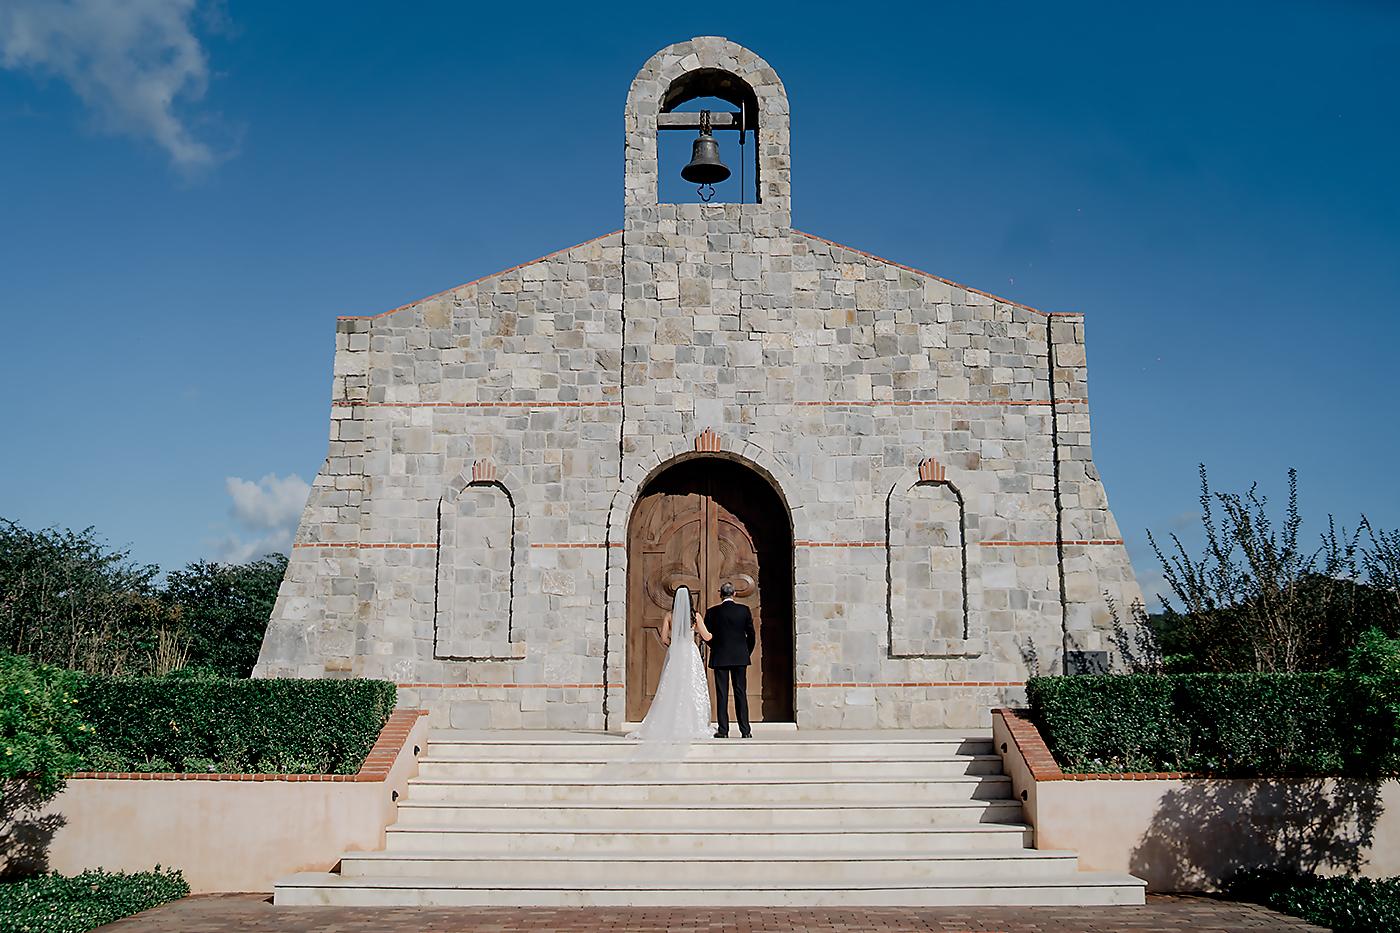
top-left (797, 540), bottom-right (884, 548)
top-left (530, 542), bottom-right (611, 549)
top-left (793, 229), bottom-right (1078, 319)
top-left (981, 539), bottom-right (1124, 547)
top-left (399, 682), bottom-right (606, 689)
top-left (791, 399), bottom-right (1087, 407)
top-left (799, 681), bottom-right (1024, 688)
top-left (338, 231), bottom-right (622, 321)
top-left (995, 708), bottom-right (1199, 781)
top-left (292, 542), bottom-right (437, 550)
top-left (332, 401), bottom-right (620, 409)
top-left (294, 540), bottom-right (1122, 552)
top-left (332, 399), bottom-right (1080, 410)
top-left (69, 709), bottom-right (426, 783)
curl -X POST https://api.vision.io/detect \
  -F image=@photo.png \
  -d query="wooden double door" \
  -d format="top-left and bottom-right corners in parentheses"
top-left (626, 458), bottom-right (794, 723)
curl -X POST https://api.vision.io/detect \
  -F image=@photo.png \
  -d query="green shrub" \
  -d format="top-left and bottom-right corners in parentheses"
top-left (161, 555), bottom-right (288, 677)
top-left (1027, 672), bottom-right (1400, 777)
top-left (0, 655), bottom-right (91, 800)
top-left (1025, 674), bottom-right (1186, 772)
top-left (1347, 630), bottom-right (1400, 777)
top-left (0, 868), bottom-right (187, 933)
top-left (1232, 871), bottom-right (1400, 933)
top-left (76, 677), bottom-right (396, 774)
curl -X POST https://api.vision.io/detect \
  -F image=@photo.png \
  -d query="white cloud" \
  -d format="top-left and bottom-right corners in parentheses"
top-left (226, 473), bottom-right (310, 530)
top-left (215, 473), bottom-right (309, 562)
top-left (0, 0), bottom-right (221, 170)
top-left (212, 527), bottom-right (293, 564)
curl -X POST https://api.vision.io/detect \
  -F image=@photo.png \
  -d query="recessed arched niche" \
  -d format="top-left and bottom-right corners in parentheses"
top-left (887, 473), bottom-right (970, 657)
top-left (434, 476), bottom-right (516, 660)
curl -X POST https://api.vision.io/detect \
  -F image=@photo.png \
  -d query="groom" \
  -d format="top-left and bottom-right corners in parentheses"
top-left (702, 582), bottom-right (756, 739)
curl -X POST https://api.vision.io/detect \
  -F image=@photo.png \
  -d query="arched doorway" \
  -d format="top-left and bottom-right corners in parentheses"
top-left (626, 456), bottom-right (794, 724)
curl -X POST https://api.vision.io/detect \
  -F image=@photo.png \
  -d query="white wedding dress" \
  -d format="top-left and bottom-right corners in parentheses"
top-left (627, 586), bottom-right (712, 742)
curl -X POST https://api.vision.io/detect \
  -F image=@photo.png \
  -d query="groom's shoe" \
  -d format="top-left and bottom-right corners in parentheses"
top-left (713, 730), bottom-right (728, 739)
top-left (741, 732), bottom-right (753, 739)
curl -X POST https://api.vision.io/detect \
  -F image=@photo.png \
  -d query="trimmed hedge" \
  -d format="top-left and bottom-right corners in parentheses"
top-left (0, 868), bottom-right (188, 933)
top-left (1027, 673), bottom-right (1399, 777)
top-left (1233, 872), bottom-right (1400, 933)
top-left (76, 677), bottom-right (396, 774)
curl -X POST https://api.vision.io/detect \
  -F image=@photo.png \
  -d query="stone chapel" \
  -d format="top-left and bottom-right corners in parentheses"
top-left (253, 36), bottom-right (1144, 731)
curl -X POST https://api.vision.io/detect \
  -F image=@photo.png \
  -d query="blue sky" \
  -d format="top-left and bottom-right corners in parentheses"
top-left (1, 1), bottom-right (1397, 600)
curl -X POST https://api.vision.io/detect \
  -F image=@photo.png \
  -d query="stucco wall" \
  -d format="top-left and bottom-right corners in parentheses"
top-left (995, 709), bottom-right (1400, 892)
top-left (255, 36), bottom-right (1143, 731)
top-left (10, 714), bottom-right (426, 893)
top-left (1037, 775), bottom-right (1400, 892)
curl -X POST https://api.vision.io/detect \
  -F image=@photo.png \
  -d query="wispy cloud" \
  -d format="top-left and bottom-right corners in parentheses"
top-left (214, 473), bottom-right (309, 563)
top-left (0, 0), bottom-right (225, 170)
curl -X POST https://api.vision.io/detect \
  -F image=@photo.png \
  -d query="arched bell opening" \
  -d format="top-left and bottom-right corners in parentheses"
top-left (657, 68), bottom-right (761, 205)
top-left (624, 455), bottom-right (795, 724)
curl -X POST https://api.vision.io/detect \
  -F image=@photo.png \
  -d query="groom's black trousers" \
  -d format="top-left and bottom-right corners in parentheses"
top-left (712, 666), bottom-right (750, 736)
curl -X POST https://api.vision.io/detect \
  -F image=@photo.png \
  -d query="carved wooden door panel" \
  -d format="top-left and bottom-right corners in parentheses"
top-left (626, 487), bottom-right (706, 722)
top-left (707, 490), bottom-right (765, 721)
top-left (626, 461), bottom-right (778, 723)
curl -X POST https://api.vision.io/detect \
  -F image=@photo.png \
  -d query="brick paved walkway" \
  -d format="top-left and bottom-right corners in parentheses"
top-left (96, 894), bottom-right (1329, 932)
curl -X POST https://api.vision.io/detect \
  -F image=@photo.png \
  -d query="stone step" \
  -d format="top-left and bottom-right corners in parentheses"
top-left (382, 823), bottom-right (1035, 854)
top-left (338, 848), bottom-right (1081, 884)
top-left (274, 871), bottom-right (1148, 908)
top-left (391, 799), bottom-right (1028, 829)
top-left (403, 774), bottom-right (1014, 804)
top-left (425, 738), bottom-right (995, 761)
top-left (413, 755), bottom-right (1004, 781)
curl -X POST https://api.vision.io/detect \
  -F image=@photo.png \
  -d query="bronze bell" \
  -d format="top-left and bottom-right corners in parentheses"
top-left (681, 111), bottom-right (730, 186)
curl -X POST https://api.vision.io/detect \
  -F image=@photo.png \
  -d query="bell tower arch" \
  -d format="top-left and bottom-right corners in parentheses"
top-left (624, 37), bottom-right (791, 228)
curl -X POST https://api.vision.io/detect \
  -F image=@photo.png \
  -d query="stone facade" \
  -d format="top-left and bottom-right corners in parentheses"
top-left (254, 37), bottom-right (1143, 729)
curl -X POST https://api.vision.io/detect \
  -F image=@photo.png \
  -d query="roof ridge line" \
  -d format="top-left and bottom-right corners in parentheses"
top-left (791, 229), bottom-right (1081, 318)
top-left (338, 230), bottom-right (623, 321)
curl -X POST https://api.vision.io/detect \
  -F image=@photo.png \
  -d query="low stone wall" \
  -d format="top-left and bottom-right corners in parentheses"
top-left (4, 710), bottom-right (428, 893)
top-left (993, 708), bottom-right (1400, 892)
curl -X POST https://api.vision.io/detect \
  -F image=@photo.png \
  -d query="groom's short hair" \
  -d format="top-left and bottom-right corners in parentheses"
top-left (720, 582), bottom-right (735, 598)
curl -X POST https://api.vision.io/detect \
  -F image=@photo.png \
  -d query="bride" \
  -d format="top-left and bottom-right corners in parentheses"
top-left (627, 585), bottom-right (713, 742)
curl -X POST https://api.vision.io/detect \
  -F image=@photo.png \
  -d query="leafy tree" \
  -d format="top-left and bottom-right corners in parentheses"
top-left (1133, 468), bottom-right (1400, 673)
top-left (162, 554), bottom-right (287, 677)
top-left (0, 519), bottom-right (288, 678)
top-left (0, 520), bottom-right (171, 675)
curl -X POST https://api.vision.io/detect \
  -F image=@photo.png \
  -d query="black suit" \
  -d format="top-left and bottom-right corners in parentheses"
top-left (705, 599), bottom-right (755, 736)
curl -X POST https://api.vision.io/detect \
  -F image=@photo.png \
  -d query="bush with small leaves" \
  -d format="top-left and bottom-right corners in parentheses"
top-left (0, 654), bottom-right (90, 801)
top-left (75, 676), bottom-right (396, 774)
top-left (1028, 672), bottom-right (1398, 777)
top-left (0, 868), bottom-right (188, 933)
top-left (1231, 871), bottom-right (1400, 933)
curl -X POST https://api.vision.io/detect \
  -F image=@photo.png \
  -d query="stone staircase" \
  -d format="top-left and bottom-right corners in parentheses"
top-left (274, 729), bottom-right (1145, 907)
